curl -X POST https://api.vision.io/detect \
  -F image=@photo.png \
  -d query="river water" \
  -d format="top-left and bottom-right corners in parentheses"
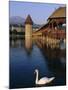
top-left (10, 38), bottom-right (66, 89)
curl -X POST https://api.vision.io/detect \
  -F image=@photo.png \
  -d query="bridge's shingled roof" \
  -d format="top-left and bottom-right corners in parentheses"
top-left (48, 7), bottom-right (66, 19)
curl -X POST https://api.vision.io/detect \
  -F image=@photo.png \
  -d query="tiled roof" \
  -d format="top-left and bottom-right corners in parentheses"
top-left (25, 15), bottom-right (33, 24)
top-left (48, 7), bottom-right (66, 19)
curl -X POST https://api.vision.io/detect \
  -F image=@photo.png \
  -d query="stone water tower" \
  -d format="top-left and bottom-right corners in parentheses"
top-left (25, 15), bottom-right (33, 50)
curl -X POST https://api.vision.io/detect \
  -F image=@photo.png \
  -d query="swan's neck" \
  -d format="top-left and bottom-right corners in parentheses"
top-left (35, 70), bottom-right (38, 84)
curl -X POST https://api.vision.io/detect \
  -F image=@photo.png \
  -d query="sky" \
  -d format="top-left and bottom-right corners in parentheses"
top-left (9, 1), bottom-right (65, 25)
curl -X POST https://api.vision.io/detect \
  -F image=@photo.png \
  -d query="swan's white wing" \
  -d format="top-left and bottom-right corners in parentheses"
top-left (39, 77), bottom-right (49, 81)
top-left (37, 77), bottom-right (55, 85)
top-left (48, 77), bottom-right (55, 83)
top-left (37, 77), bottom-right (49, 85)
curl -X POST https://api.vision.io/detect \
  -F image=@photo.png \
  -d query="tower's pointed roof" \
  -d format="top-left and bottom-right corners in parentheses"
top-left (25, 15), bottom-right (33, 25)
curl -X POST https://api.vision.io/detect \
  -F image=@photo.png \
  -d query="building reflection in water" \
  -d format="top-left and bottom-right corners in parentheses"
top-left (10, 39), bottom-right (24, 48)
top-left (25, 36), bottom-right (32, 50)
top-left (10, 36), bottom-right (66, 67)
top-left (10, 37), bottom-right (66, 65)
top-left (25, 36), bottom-right (32, 55)
top-left (34, 38), bottom-right (66, 68)
top-left (10, 37), bottom-right (33, 55)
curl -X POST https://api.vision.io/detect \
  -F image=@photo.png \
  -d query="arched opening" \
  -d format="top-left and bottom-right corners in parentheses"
top-left (53, 22), bottom-right (57, 30)
top-left (10, 29), bottom-right (12, 35)
top-left (49, 23), bottom-right (52, 28)
top-left (58, 22), bottom-right (62, 29)
top-left (58, 22), bottom-right (66, 30)
top-left (12, 29), bottom-right (17, 35)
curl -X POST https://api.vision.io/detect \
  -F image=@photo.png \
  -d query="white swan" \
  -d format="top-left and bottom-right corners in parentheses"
top-left (34, 69), bottom-right (55, 85)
